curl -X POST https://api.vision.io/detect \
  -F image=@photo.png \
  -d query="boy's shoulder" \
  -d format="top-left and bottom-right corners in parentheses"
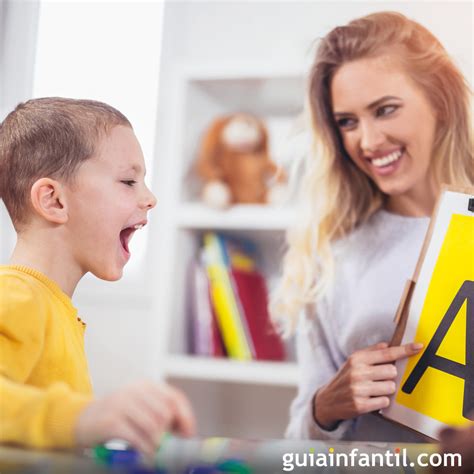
top-left (0, 266), bottom-right (53, 333)
top-left (1, 265), bottom-right (45, 291)
top-left (0, 265), bottom-right (56, 313)
top-left (0, 265), bottom-right (77, 316)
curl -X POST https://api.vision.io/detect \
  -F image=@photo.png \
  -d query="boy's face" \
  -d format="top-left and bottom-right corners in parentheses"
top-left (64, 125), bottom-right (156, 281)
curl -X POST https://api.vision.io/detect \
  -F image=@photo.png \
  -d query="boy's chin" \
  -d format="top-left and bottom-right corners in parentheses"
top-left (91, 267), bottom-right (124, 282)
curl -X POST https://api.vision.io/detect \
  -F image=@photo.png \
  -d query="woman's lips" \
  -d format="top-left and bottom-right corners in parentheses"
top-left (366, 148), bottom-right (404, 176)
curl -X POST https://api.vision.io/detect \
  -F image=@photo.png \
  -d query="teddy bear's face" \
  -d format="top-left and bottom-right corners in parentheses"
top-left (221, 115), bottom-right (262, 152)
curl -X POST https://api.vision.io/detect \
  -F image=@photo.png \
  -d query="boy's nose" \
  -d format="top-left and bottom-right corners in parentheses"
top-left (140, 186), bottom-right (157, 210)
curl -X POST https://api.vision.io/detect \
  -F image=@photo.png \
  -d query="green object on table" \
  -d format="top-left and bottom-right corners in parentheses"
top-left (155, 432), bottom-right (172, 470)
top-left (216, 459), bottom-right (252, 474)
top-left (158, 432), bottom-right (172, 449)
top-left (93, 444), bottom-right (110, 465)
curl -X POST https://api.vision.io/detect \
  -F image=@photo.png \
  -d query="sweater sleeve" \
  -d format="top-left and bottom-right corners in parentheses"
top-left (0, 276), bottom-right (91, 449)
top-left (285, 309), bottom-right (355, 440)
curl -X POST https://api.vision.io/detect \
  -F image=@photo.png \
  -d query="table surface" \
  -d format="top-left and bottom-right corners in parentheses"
top-left (0, 439), bottom-right (438, 473)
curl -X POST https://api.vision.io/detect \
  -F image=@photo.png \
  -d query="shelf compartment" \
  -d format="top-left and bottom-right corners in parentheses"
top-left (175, 203), bottom-right (297, 230)
top-left (164, 355), bottom-right (299, 387)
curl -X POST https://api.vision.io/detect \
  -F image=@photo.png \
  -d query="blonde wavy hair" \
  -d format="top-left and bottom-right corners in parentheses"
top-left (271, 11), bottom-right (473, 334)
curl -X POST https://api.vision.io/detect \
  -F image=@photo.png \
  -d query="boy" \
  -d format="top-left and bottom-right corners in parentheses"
top-left (0, 98), bottom-right (196, 455)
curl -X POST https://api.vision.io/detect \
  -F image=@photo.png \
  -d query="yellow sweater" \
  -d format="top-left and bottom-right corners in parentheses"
top-left (0, 265), bottom-right (93, 449)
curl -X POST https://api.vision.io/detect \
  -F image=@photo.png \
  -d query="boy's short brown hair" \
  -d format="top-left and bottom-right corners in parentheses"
top-left (0, 97), bottom-right (131, 230)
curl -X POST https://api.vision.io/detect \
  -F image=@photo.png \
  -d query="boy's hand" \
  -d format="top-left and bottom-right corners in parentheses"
top-left (75, 381), bottom-right (196, 455)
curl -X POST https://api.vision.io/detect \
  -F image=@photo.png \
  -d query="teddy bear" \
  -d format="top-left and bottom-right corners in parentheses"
top-left (195, 113), bottom-right (286, 209)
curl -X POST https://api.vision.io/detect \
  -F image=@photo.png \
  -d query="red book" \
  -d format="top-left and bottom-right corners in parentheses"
top-left (230, 267), bottom-right (285, 361)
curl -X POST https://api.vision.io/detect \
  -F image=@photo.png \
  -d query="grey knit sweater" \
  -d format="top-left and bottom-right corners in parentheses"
top-left (286, 209), bottom-right (432, 443)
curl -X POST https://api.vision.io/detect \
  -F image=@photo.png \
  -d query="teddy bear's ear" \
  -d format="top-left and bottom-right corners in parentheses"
top-left (196, 116), bottom-right (229, 180)
top-left (256, 118), bottom-right (269, 153)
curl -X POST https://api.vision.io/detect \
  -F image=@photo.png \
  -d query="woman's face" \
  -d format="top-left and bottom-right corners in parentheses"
top-left (330, 55), bottom-right (438, 207)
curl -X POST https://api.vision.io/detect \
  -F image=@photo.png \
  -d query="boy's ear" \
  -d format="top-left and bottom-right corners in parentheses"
top-left (30, 178), bottom-right (68, 224)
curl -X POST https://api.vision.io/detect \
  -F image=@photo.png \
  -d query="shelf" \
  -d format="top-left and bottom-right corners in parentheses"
top-left (164, 355), bottom-right (299, 387)
top-left (175, 203), bottom-right (297, 231)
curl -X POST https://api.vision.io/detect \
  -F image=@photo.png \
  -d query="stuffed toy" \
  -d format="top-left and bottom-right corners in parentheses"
top-left (196, 113), bottom-right (286, 209)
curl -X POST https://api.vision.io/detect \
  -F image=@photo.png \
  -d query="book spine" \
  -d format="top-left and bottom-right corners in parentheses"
top-left (203, 232), bottom-right (252, 360)
top-left (189, 260), bottom-right (212, 356)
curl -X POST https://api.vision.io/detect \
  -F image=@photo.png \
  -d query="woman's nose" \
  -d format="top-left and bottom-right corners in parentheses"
top-left (359, 120), bottom-right (385, 153)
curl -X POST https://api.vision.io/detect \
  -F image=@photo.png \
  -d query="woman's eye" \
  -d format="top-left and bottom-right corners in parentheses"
top-left (121, 180), bottom-right (136, 187)
top-left (336, 117), bottom-right (357, 129)
top-left (377, 104), bottom-right (398, 117)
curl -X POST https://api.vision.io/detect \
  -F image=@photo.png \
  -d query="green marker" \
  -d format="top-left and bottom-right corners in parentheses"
top-left (93, 444), bottom-right (111, 465)
top-left (216, 459), bottom-right (253, 474)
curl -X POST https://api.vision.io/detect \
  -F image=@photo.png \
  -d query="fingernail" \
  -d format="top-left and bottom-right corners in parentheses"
top-left (412, 342), bottom-right (424, 350)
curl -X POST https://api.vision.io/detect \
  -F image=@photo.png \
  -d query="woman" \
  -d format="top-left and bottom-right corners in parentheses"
top-left (272, 12), bottom-right (472, 442)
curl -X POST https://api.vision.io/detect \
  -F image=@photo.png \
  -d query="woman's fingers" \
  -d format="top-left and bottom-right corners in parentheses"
top-left (354, 380), bottom-right (397, 397)
top-left (362, 342), bottom-right (423, 365)
top-left (366, 342), bottom-right (389, 351)
top-left (360, 396), bottom-right (391, 413)
top-left (315, 341), bottom-right (422, 422)
top-left (370, 363), bottom-right (398, 380)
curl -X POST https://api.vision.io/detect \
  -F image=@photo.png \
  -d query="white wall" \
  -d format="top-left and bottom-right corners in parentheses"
top-left (157, 1), bottom-right (472, 75)
top-left (0, 0), bottom-right (39, 262)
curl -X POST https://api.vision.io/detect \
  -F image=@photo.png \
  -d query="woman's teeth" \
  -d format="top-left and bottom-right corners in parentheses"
top-left (371, 150), bottom-right (402, 168)
top-left (133, 224), bottom-right (144, 230)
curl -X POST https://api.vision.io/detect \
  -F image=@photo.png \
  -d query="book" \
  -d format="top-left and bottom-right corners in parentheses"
top-left (201, 233), bottom-right (253, 360)
top-left (198, 232), bottom-right (285, 362)
top-left (381, 186), bottom-right (474, 439)
top-left (188, 259), bottom-right (226, 357)
top-left (223, 237), bottom-right (286, 361)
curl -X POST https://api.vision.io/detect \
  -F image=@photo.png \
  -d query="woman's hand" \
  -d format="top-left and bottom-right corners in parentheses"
top-left (313, 341), bottom-right (423, 430)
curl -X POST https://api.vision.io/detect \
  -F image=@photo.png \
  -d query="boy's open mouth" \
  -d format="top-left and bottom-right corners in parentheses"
top-left (119, 223), bottom-right (145, 255)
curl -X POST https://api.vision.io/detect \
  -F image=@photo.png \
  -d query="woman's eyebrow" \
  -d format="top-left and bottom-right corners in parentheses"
top-left (366, 95), bottom-right (402, 110)
top-left (333, 95), bottom-right (402, 117)
top-left (333, 111), bottom-right (352, 118)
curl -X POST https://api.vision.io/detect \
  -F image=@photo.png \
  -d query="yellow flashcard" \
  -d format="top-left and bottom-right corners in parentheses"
top-left (382, 188), bottom-right (474, 439)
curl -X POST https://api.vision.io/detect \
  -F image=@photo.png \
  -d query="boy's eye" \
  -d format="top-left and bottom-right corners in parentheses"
top-left (376, 104), bottom-right (398, 117)
top-left (336, 116), bottom-right (357, 130)
top-left (121, 180), bottom-right (136, 187)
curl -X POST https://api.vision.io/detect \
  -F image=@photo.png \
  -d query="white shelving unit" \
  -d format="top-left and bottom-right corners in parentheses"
top-left (156, 62), bottom-right (308, 438)
top-left (165, 355), bottom-right (299, 387)
top-left (175, 203), bottom-right (297, 231)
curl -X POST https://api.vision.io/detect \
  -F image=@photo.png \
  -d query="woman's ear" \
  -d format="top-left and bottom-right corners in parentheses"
top-left (30, 178), bottom-right (68, 224)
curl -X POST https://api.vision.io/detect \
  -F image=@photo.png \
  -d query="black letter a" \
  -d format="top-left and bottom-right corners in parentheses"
top-left (402, 280), bottom-right (474, 420)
